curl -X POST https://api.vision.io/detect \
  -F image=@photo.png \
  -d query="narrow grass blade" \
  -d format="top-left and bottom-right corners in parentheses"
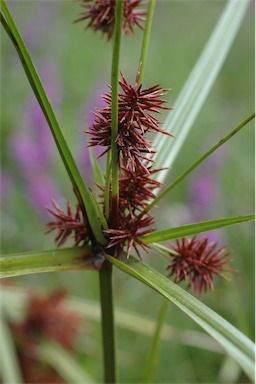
top-left (141, 215), bottom-right (255, 244)
top-left (141, 298), bottom-right (169, 383)
top-left (107, 254), bottom-right (255, 380)
top-left (88, 146), bottom-right (105, 186)
top-left (90, 191), bottom-right (108, 230)
top-left (147, 113), bottom-right (255, 211)
top-left (104, 153), bottom-right (112, 221)
top-left (0, 2), bottom-right (105, 244)
top-left (0, 247), bottom-right (104, 278)
top-left (1, 287), bottom-right (224, 354)
top-left (154, 0), bottom-right (250, 182)
top-left (138, 0), bottom-right (156, 85)
top-left (37, 342), bottom-right (94, 384)
top-left (218, 356), bottom-right (241, 383)
top-left (0, 316), bottom-right (23, 383)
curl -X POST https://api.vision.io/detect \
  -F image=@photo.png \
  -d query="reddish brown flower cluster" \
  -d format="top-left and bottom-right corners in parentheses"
top-left (166, 236), bottom-right (233, 294)
top-left (18, 355), bottom-right (66, 384)
top-left (105, 211), bottom-right (155, 257)
top-left (11, 290), bottom-right (81, 349)
top-left (76, 0), bottom-right (146, 39)
top-left (88, 68), bottom-right (172, 257)
top-left (10, 290), bottom-right (82, 383)
top-left (46, 72), bottom-right (172, 258)
top-left (46, 199), bottom-right (89, 247)
top-left (118, 164), bottom-right (163, 214)
top-left (89, 69), bottom-right (172, 172)
top-left (48, 8), bottom-right (173, 259)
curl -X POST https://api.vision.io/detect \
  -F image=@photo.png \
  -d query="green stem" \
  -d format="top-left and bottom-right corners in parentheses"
top-left (146, 112), bottom-right (255, 212)
top-left (104, 152), bottom-right (112, 221)
top-left (141, 298), bottom-right (169, 383)
top-left (110, 0), bottom-right (123, 225)
top-left (138, 0), bottom-right (156, 85)
top-left (99, 261), bottom-right (117, 383)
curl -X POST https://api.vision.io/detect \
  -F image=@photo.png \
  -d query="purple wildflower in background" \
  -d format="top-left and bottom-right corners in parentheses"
top-left (9, 64), bottom-right (62, 216)
top-left (188, 140), bottom-right (227, 242)
top-left (189, 142), bottom-right (226, 220)
top-left (0, 171), bottom-right (13, 202)
top-left (22, 2), bottom-right (60, 51)
top-left (190, 172), bottom-right (217, 206)
top-left (4, 2), bottom-right (62, 218)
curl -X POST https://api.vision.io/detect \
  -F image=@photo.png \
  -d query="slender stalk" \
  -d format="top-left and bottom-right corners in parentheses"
top-left (141, 298), bottom-right (169, 383)
top-left (145, 112), bottom-right (255, 212)
top-left (110, 0), bottom-right (123, 226)
top-left (89, 16), bottom-right (120, 375)
top-left (138, 0), bottom-right (156, 85)
top-left (90, 193), bottom-right (109, 231)
top-left (99, 261), bottom-right (117, 383)
top-left (104, 152), bottom-right (112, 221)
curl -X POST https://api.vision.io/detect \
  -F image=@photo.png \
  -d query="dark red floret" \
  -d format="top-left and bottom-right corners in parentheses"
top-left (105, 212), bottom-right (155, 258)
top-left (10, 290), bottom-right (82, 350)
top-left (166, 236), bottom-right (233, 294)
top-left (46, 199), bottom-right (89, 247)
top-left (88, 68), bottom-right (173, 173)
top-left (118, 163), bottom-right (164, 214)
top-left (76, 0), bottom-right (146, 40)
top-left (9, 290), bottom-right (82, 383)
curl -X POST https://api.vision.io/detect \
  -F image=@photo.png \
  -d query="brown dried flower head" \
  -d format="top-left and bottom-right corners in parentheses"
top-left (10, 290), bottom-right (82, 383)
top-left (10, 290), bottom-right (82, 350)
top-left (167, 236), bottom-right (233, 294)
top-left (76, 0), bottom-right (146, 39)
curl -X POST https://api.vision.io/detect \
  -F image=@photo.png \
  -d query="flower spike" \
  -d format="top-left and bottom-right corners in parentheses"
top-left (88, 68), bottom-right (173, 173)
top-left (166, 236), bottom-right (234, 294)
top-left (46, 198), bottom-right (89, 247)
top-left (75, 0), bottom-right (146, 40)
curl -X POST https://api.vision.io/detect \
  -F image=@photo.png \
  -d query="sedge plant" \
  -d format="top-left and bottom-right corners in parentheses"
top-left (0, 0), bottom-right (255, 383)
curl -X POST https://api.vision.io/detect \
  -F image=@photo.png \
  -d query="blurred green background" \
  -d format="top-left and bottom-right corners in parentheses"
top-left (1, 1), bottom-right (254, 383)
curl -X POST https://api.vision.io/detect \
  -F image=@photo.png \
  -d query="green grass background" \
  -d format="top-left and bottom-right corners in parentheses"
top-left (1, 1), bottom-right (254, 383)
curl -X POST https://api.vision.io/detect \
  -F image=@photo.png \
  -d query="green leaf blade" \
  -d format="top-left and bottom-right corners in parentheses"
top-left (0, 247), bottom-right (104, 278)
top-left (141, 215), bottom-right (255, 244)
top-left (107, 254), bottom-right (255, 380)
top-left (88, 146), bottom-right (105, 187)
top-left (146, 113), bottom-right (255, 211)
top-left (154, 0), bottom-right (251, 182)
